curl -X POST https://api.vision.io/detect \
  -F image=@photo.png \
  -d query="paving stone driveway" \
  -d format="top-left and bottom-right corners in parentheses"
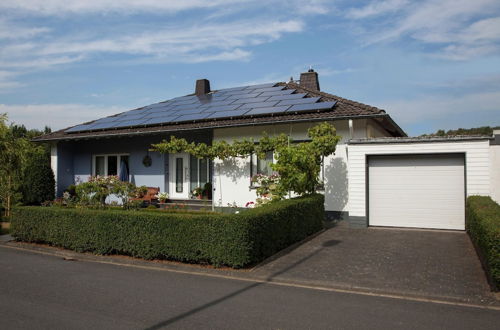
top-left (252, 222), bottom-right (498, 305)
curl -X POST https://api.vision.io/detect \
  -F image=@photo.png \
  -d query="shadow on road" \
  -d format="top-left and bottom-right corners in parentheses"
top-left (144, 237), bottom-right (341, 329)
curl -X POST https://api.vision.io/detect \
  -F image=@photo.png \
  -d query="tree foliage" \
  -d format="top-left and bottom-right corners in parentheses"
top-left (152, 122), bottom-right (342, 197)
top-left (0, 113), bottom-right (53, 216)
top-left (22, 151), bottom-right (55, 205)
top-left (422, 126), bottom-right (500, 137)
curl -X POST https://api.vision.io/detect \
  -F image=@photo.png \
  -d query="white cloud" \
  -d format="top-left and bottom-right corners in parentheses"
top-left (0, 19), bottom-right (303, 70)
top-left (346, 0), bottom-right (409, 19)
top-left (0, 0), bottom-right (250, 15)
top-left (0, 19), bottom-right (50, 39)
top-left (379, 90), bottom-right (500, 125)
top-left (0, 70), bottom-right (24, 92)
top-left (0, 103), bottom-right (123, 129)
top-left (346, 0), bottom-right (500, 60)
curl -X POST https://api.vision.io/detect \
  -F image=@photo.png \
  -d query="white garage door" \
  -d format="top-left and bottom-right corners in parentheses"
top-left (368, 154), bottom-right (465, 230)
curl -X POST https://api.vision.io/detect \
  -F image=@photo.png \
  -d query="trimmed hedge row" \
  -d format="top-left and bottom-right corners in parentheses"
top-left (466, 196), bottom-right (500, 290)
top-left (11, 194), bottom-right (324, 268)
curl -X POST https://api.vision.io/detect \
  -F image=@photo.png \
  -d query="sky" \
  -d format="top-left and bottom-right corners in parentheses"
top-left (0, 0), bottom-right (499, 136)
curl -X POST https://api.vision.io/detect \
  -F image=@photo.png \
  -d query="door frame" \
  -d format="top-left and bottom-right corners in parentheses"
top-left (169, 153), bottom-right (190, 199)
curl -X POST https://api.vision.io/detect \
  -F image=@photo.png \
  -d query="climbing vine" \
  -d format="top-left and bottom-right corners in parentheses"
top-left (151, 122), bottom-right (342, 197)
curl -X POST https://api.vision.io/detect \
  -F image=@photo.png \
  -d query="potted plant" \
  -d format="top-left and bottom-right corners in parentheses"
top-left (191, 187), bottom-right (203, 199)
top-left (156, 192), bottom-right (169, 203)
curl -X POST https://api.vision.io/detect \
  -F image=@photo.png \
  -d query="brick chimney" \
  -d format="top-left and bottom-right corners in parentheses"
top-left (299, 68), bottom-right (320, 91)
top-left (195, 79), bottom-right (210, 96)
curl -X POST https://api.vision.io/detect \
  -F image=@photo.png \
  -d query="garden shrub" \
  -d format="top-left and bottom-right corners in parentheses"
top-left (466, 196), bottom-right (500, 290)
top-left (10, 194), bottom-right (324, 268)
top-left (21, 153), bottom-right (55, 205)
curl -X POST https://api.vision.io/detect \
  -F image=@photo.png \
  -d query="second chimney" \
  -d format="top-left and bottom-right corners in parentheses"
top-left (299, 69), bottom-right (320, 91)
top-left (195, 79), bottom-right (211, 96)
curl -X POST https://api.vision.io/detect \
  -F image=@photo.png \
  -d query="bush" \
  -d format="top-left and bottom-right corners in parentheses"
top-left (466, 196), bottom-right (500, 290)
top-left (21, 153), bottom-right (55, 205)
top-left (10, 194), bottom-right (324, 268)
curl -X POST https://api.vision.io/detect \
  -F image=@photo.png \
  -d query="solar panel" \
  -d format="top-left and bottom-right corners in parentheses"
top-left (143, 116), bottom-right (181, 125)
top-left (229, 96), bottom-right (271, 105)
top-left (66, 124), bottom-right (92, 132)
top-left (146, 105), bottom-right (176, 113)
top-left (198, 94), bottom-right (229, 102)
top-left (171, 98), bottom-right (199, 106)
top-left (245, 105), bottom-right (291, 115)
top-left (200, 104), bottom-right (242, 112)
top-left (206, 109), bottom-right (249, 119)
top-left (237, 101), bottom-right (279, 110)
top-left (115, 113), bottom-right (147, 120)
top-left (196, 99), bottom-right (233, 108)
top-left (88, 122), bottom-right (117, 130)
top-left (175, 112), bottom-right (213, 122)
top-left (217, 89), bottom-right (254, 97)
top-left (65, 81), bottom-right (338, 133)
top-left (287, 101), bottom-right (337, 112)
top-left (217, 85), bottom-right (249, 93)
top-left (171, 103), bottom-right (203, 112)
top-left (258, 89), bottom-right (295, 97)
top-left (110, 119), bottom-right (147, 128)
top-left (277, 97), bottom-right (320, 106)
top-left (267, 93), bottom-right (307, 101)
top-left (225, 92), bottom-right (261, 100)
top-left (248, 86), bottom-right (285, 94)
top-left (166, 107), bottom-right (203, 115)
top-left (91, 117), bottom-right (120, 124)
top-left (145, 110), bottom-right (180, 118)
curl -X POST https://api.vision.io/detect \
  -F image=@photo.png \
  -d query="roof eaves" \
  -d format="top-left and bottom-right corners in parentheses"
top-left (33, 113), bottom-right (392, 142)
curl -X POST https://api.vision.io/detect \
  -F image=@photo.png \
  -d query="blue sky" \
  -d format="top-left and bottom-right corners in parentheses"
top-left (0, 0), bottom-right (499, 136)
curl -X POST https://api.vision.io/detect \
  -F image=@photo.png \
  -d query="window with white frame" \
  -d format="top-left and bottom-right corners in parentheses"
top-left (250, 151), bottom-right (274, 178)
top-left (189, 155), bottom-right (211, 191)
top-left (92, 154), bottom-right (130, 178)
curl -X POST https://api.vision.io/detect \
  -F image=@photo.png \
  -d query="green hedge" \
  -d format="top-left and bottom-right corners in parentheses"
top-left (11, 194), bottom-right (324, 268)
top-left (466, 196), bottom-right (500, 290)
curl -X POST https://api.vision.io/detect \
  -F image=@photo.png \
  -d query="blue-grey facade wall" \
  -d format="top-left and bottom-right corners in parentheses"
top-left (56, 130), bottom-right (212, 196)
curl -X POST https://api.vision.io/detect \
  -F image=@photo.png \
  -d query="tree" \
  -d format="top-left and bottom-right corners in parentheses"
top-left (22, 151), bottom-right (55, 205)
top-left (422, 126), bottom-right (500, 137)
top-left (0, 114), bottom-right (29, 217)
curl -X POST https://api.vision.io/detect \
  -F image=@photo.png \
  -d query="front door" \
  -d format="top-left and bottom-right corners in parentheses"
top-left (169, 153), bottom-right (190, 199)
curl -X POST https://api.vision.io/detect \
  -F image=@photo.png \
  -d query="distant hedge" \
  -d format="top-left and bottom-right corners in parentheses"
top-left (11, 194), bottom-right (324, 268)
top-left (466, 196), bottom-right (500, 291)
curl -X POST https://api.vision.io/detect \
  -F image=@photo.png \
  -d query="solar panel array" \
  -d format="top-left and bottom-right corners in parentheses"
top-left (65, 83), bottom-right (337, 133)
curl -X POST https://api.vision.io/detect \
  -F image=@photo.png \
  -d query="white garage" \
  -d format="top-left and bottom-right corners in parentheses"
top-left (368, 154), bottom-right (465, 230)
top-left (347, 137), bottom-right (493, 230)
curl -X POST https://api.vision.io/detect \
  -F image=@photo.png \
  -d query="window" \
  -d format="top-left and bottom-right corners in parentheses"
top-left (92, 154), bottom-right (129, 179)
top-left (189, 155), bottom-right (211, 191)
top-left (251, 151), bottom-right (274, 178)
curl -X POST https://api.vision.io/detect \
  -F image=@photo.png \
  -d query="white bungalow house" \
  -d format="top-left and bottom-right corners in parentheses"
top-left (34, 70), bottom-right (499, 230)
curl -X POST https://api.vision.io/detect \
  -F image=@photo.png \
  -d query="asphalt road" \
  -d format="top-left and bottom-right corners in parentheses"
top-left (1, 246), bottom-right (499, 330)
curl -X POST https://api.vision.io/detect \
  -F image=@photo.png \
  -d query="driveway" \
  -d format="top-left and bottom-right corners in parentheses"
top-left (252, 222), bottom-right (497, 305)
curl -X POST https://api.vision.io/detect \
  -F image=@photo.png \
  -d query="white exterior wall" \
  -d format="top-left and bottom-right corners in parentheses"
top-left (348, 140), bottom-right (491, 218)
top-left (490, 144), bottom-right (500, 204)
top-left (212, 120), bottom-right (356, 210)
top-left (50, 143), bottom-right (58, 196)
